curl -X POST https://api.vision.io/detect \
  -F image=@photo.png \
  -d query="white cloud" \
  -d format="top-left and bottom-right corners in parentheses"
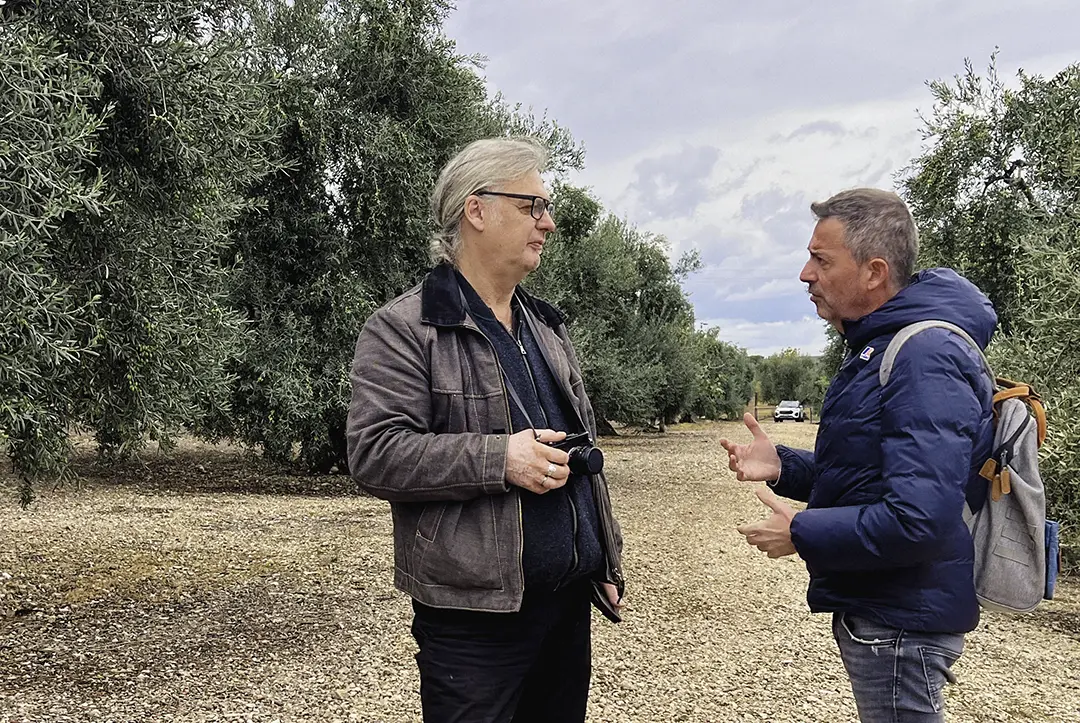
top-left (575, 92), bottom-right (927, 225)
top-left (722, 278), bottom-right (805, 304)
top-left (698, 317), bottom-right (831, 357)
top-left (567, 93), bottom-right (927, 322)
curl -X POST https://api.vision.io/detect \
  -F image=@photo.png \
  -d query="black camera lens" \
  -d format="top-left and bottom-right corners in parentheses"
top-left (567, 445), bottom-right (604, 475)
top-left (548, 432), bottom-right (604, 476)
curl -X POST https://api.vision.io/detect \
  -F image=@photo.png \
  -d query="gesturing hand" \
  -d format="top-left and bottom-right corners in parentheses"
top-left (737, 487), bottom-right (798, 559)
top-left (505, 429), bottom-right (571, 495)
top-left (719, 413), bottom-right (781, 482)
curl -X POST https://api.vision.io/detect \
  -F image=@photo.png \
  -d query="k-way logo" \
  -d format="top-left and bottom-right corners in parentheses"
top-left (859, 346), bottom-right (875, 361)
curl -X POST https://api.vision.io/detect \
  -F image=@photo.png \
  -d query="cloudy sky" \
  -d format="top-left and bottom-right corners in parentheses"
top-left (444, 1), bottom-right (1080, 355)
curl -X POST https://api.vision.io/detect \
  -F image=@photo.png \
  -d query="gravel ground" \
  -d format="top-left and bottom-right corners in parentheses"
top-left (1, 422), bottom-right (1078, 722)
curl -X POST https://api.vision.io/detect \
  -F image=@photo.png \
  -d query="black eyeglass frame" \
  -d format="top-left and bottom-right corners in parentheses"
top-left (474, 191), bottom-right (555, 221)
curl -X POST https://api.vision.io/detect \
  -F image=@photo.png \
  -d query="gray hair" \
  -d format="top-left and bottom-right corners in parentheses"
top-left (810, 188), bottom-right (919, 289)
top-left (429, 137), bottom-right (550, 265)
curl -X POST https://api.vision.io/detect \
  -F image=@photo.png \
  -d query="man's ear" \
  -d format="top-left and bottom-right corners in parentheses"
top-left (865, 257), bottom-right (891, 291)
top-left (462, 195), bottom-right (486, 232)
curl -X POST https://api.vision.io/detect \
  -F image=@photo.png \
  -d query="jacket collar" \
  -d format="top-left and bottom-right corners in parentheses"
top-left (420, 263), bottom-right (566, 329)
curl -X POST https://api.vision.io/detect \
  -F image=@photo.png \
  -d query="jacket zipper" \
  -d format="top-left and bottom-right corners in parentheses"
top-left (453, 301), bottom-right (622, 594)
top-left (518, 316), bottom-right (586, 584)
top-left (515, 326), bottom-right (549, 428)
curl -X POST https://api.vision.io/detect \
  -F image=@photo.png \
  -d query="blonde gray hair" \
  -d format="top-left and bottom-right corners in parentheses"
top-left (810, 188), bottom-right (919, 289)
top-left (429, 137), bottom-right (550, 265)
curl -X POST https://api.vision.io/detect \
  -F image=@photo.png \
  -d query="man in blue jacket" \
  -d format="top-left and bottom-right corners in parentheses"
top-left (722, 188), bottom-right (996, 722)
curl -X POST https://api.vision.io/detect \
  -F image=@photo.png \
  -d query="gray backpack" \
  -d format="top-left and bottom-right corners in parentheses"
top-left (880, 320), bottom-right (1051, 614)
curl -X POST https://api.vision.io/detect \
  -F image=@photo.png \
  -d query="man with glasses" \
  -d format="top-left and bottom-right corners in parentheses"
top-left (347, 137), bottom-right (624, 723)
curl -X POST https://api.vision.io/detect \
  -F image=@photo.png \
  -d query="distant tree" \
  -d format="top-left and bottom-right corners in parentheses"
top-left (757, 349), bottom-right (822, 406)
top-left (527, 185), bottom-right (702, 432)
top-left (820, 325), bottom-right (846, 379)
top-left (690, 329), bottom-right (755, 420)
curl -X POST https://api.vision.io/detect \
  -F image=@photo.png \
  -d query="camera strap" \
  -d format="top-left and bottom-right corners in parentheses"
top-left (502, 367), bottom-right (539, 430)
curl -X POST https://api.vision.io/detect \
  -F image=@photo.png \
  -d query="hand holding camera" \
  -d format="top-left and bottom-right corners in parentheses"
top-left (505, 428), bottom-right (571, 495)
top-left (504, 429), bottom-right (605, 495)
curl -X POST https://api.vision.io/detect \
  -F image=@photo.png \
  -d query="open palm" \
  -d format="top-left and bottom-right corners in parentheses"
top-left (719, 413), bottom-right (781, 482)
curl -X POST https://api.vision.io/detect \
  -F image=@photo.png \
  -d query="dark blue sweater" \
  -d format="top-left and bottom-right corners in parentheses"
top-left (457, 272), bottom-right (603, 593)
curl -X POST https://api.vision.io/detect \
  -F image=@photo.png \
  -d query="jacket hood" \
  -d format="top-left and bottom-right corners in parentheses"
top-left (842, 268), bottom-right (998, 350)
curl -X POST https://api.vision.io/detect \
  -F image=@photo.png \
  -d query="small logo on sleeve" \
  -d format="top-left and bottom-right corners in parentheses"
top-left (859, 346), bottom-right (875, 361)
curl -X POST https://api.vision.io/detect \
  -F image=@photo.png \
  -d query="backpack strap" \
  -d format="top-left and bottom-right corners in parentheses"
top-left (880, 321), bottom-right (1003, 505)
top-left (879, 320), bottom-right (994, 387)
top-left (994, 386), bottom-right (1032, 403)
top-left (1031, 397), bottom-right (1048, 448)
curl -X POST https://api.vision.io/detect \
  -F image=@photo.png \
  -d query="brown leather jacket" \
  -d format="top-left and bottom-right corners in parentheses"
top-left (346, 263), bottom-right (624, 614)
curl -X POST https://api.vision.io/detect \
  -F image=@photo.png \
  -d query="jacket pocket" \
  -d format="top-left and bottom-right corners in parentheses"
top-left (430, 391), bottom-right (466, 434)
top-left (838, 612), bottom-right (900, 646)
top-left (482, 393), bottom-right (507, 434)
top-left (413, 498), bottom-right (504, 590)
top-left (431, 390), bottom-right (504, 434)
top-left (919, 644), bottom-right (962, 712)
top-left (416, 503), bottom-right (444, 542)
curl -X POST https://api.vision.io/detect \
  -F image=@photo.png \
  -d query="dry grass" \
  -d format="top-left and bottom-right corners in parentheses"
top-left (1, 422), bottom-right (1078, 722)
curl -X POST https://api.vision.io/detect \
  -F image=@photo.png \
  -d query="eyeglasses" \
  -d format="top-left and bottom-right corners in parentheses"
top-left (474, 191), bottom-right (555, 221)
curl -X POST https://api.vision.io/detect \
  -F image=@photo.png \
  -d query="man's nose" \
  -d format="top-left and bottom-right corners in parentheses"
top-left (799, 262), bottom-right (815, 284)
top-left (537, 209), bottom-right (556, 232)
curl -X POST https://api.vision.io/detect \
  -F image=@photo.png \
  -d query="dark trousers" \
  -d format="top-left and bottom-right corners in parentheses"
top-left (410, 581), bottom-right (593, 723)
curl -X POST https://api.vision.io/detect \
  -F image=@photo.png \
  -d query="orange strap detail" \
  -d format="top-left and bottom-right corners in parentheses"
top-left (1029, 397), bottom-right (1048, 448)
top-left (992, 386), bottom-right (1032, 405)
top-left (991, 378), bottom-right (1048, 448)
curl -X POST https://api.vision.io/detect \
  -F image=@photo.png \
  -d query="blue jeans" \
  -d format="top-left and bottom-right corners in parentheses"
top-left (832, 613), bottom-right (964, 723)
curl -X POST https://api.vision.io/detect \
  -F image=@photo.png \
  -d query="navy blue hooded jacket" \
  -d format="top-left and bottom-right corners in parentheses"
top-left (773, 268), bottom-right (996, 633)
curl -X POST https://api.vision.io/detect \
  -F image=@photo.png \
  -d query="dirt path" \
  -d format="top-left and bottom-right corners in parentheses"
top-left (1, 423), bottom-right (1078, 722)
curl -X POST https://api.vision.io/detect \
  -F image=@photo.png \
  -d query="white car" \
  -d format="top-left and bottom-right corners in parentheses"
top-left (773, 400), bottom-right (808, 422)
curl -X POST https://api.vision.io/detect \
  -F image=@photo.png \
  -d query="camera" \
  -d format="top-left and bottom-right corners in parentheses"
top-left (549, 432), bottom-right (604, 475)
